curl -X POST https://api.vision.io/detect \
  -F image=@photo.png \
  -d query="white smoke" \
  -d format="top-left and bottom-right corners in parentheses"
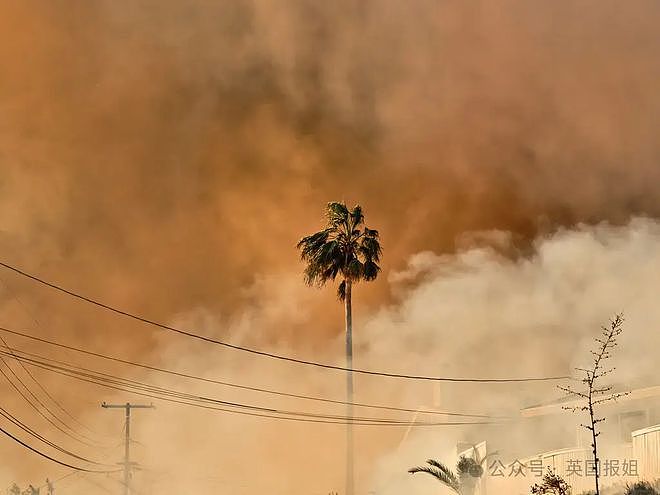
top-left (98, 217), bottom-right (660, 495)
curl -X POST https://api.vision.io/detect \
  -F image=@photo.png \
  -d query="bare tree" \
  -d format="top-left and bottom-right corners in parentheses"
top-left (558, 314), bottom-right (628, 495)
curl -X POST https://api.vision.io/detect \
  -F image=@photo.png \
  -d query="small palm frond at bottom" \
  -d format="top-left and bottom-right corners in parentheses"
top-left (409, 461), bottom-right (460, 493)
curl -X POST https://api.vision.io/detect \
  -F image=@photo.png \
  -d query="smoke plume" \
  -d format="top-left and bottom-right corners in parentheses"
top-left (0, 1), bottom-right (659, 493)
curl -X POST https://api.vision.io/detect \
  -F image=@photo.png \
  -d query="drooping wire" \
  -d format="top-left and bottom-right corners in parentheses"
top-left (0, 356), bottom-right (101, 447)
top-left (0, 347), bottom-right (506, 428)
top-left (0, 424), bottom-right (120, 473)
top-left (2, 347), bottom-right (494, 426)
top-left (0, 325), bottom-right (507, 420)
top-left (0, 277), bottom-right (109, 442)
top-left (37, 470), bottom-right (82, 491)
top-left (0, 406), bottom-right (113, 466)
top-left (0, 261), bottom-right (568, 383)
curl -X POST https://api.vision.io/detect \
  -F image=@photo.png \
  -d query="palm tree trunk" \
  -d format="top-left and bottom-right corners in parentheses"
top-left (345, 279), bottom-right (354, 495)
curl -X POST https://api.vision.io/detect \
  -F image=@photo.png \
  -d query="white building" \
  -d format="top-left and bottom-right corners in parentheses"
top-left (405, 385), bottom-right (660, 495)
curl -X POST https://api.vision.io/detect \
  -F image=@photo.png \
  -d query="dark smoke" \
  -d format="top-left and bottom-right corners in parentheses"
top-left (0, 1), bottom-right (659, 488)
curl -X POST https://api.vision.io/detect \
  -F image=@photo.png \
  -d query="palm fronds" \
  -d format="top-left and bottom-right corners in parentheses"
top-left (296, 202), bottom-right (381, 299)
top-left (409, 460), bottom-right (460, 494)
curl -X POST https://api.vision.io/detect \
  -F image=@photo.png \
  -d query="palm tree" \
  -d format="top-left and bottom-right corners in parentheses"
top-left (297, 201), bottom-right (382, 495)
top-left (409, 448), bottom-right (495, 495)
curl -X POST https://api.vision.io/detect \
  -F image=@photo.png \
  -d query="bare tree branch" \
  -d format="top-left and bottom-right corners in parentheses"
top-left (559, 314), bottom-right (626, 495)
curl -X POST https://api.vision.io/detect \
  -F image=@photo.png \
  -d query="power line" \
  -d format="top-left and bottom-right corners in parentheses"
top-left (0, 325), bottom-right (506, 420)
top-left (0, 260), bottom-right (568, 383)
top-left (1, 348), bottom-right (482, 425)
top-left (0, 356), bottom-right (100, 448)
top-left (0, 424), bottom-right (119, 473)
top-left (0, 406), bottom-right (110, 466)
top-left (19, 356), bottom-right (487, 426)
top-left (0, 276), bottom-right (106, 440)
top-left (0, 347), bottom-right (505, 428)
top-left (38, 470), bottom-right (81, 490)
top-left (0, 336), bottom-right (107, 448)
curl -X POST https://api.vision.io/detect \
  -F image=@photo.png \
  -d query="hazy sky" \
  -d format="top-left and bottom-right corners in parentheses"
top-left (0, 1), bottom-right (659, 493)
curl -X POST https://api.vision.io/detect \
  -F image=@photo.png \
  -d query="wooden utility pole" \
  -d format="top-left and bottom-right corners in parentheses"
top-left (101, 402), bottom-right (154, 495)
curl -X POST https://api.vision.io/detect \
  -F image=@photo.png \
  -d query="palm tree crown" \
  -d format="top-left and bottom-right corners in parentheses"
top-left (296, 201), bottom-right (382, 300)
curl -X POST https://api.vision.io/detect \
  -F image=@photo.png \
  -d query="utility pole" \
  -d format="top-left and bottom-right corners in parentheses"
top-left (102, 402), bottom-right (154, 495)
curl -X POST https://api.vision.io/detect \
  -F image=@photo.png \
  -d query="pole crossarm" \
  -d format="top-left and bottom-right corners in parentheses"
top-left (101, 402), bottom-right (154, 495)
top-left (101, 402), bottom-right (155, 409)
